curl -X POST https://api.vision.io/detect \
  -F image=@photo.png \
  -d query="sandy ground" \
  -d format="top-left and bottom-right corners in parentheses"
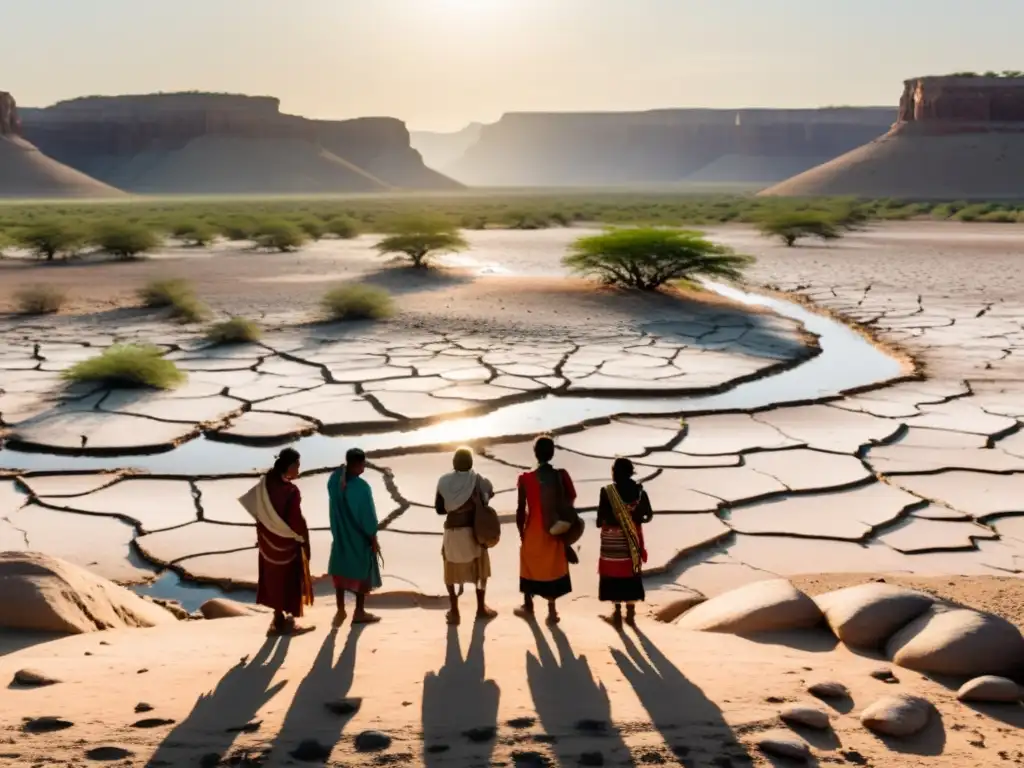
top-left (2, 593), bottom-right (1022, 768)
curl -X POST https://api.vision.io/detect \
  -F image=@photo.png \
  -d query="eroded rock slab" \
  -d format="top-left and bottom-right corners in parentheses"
top-left (44, 478), bottom-right (198, 533)
top-left (675, 579), bottom-right (822, 634)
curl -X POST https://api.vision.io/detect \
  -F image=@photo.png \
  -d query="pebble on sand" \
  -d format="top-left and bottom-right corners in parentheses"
top-left (354, 730), bottom-right (393, 752)
top-left (757, 732), bottom-right (812, 761)
top-left (860, 694), bottom-right (933, 737)
top-left (807, 680), bottom-right (850, 699)
top-left (12, 668), bottom-right (60, 687)
top-left (780, 705), bottom-right (832, 730)
top-left (957, 676), bottom-right (1023, 704)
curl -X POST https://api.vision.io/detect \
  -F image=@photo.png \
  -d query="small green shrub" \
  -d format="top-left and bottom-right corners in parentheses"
top-left (62, 344), bottom-right (186, 389)
top-left (325, 215), bottom-right (359, 239)
top-left (296, 218), bottom-right (326, 241)
top-left (320, 284), bottom-right (395, 321)
top-left (138, 278), bottom-right (193, 308)
top-left (206, 317), bottom-right (262, 344)
top-left (15, 220), bottom-right (86, 260)
top-left (15, 285), bottom-right (66, 315)
top-left (217, 218), bottom-right (255, 241)
top-left (563, 228), bottom-right (752, 290)
top-left (169, 219), bottom-right (217, 247)
top-left (253, 220), bottom-right (307, 252)
top-left (91, 221), bottom-right (161, 259)
top-left (137, 278), bottom-right (208, 323)
top-left (757, 213), bottom-right (842, 247)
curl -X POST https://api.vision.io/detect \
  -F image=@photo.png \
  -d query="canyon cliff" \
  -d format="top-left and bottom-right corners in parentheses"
top-left (0, 92), bottom-right (125, 198)
top-left (18, 93), bottom-right (461, 195)
top-left (762, 76), bottom-right (1024, 199)
top-left (444, 108), bottom-right (895, 187)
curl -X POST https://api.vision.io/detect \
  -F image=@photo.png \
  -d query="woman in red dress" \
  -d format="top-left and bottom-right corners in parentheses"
top-left (515, 436), bottom-right (576, 625)
top-left (256, 448), bottom-right (314, 635)
top-left (596, 457), bottom-right (653, 628)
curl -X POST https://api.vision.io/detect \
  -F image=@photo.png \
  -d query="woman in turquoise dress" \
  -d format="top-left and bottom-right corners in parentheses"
top-left (327, 447), bottom-right (383, 625)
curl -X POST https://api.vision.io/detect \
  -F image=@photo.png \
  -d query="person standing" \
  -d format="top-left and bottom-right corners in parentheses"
top-left (246, 448), bottom-right (314, 636)
top-left (435, 446), bottom-right (499, 625)
top-left (515, 436), bottom-right (576, 625)
top-left (327, 447), bottom-right (383, 625)
top-left (596, 458), bottom-right (653, 628)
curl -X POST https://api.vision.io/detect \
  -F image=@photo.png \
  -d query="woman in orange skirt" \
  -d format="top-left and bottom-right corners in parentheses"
top-left (515, 436), bottom-right (576, 624)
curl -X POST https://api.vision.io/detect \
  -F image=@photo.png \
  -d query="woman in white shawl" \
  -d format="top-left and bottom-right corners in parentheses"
top-left (435, 446), bottom-right (498, 625)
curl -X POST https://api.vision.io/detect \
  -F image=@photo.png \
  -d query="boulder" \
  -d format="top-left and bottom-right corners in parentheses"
top-left (815, 583), bottom-right (936, 649)
top-left (757, 732), bottom-right (811, 761)
top-left (675, 579), bottom-right (822, 634)
top-left (957, 676), bottom-right (1022, 703)
top-left (653, 588), bottom-right (707, 623)
top-left (780, 705), bottom-right (831, 730)
top-left (0, 551), bottom-right (177, 634)
top-left (886, 606), bottom-right (1024, 678)
top-left (860, 695), bottom-right (932, 737)
top-left (199, 598), bottom-right (267, 620)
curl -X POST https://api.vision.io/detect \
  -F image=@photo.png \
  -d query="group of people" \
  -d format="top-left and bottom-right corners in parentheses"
top-left (245, 436), bottom-right (654, 636)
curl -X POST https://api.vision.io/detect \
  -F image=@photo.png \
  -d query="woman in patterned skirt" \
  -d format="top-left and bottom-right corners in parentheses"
top-left (596, 457), bottom-right (653, 628)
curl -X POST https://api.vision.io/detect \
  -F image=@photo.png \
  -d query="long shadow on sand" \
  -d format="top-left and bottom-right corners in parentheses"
top-left (525, 620), bottom-right (635, 767)
top-left (268, 624), bottom-right (366, 763)
top-left (611, 628), bottom-right (754, 767)
top-left (358, 264), bottom-right (474, 296)
top-left (146, 635), bottom-right (291, 767)
top-left (422, 620), bottom-right (500, 766)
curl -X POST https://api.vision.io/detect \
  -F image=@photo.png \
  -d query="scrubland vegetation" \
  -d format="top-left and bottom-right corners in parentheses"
top-left (2, 193), bottom-right (1024, 261)
top-left (62, 344), bottom-right (186, 389)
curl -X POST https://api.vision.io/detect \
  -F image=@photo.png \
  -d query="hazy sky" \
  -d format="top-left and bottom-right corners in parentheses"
top-left (5, 0), bottom-right (1024, 131)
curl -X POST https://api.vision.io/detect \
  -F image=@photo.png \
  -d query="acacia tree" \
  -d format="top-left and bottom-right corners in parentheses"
top-left (562, 228), bottom-right (751, 291)
top-left (757, 212), bottom-right (842, 247)
top-left (16, 220), bottom-right (86, 260)
top-left (374, 215), bottom-right (467, 268)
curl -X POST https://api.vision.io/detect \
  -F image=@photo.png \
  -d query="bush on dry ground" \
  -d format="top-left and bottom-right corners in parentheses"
top-left (375, 215), bottom-right (467, 268)
top-left (137, 278), bottom-right (208, 324)
top-left (90, 221), bottom-right (161, 259)
top-left (14, 219), bottom-right (86, 260)
top-left (564, 227), bottom-right (752, 290)
top-left (253, 219), bottom-right (307, 252)
top-left (14, 285), bottom-right (66, 315)
top-left (206, 317), bottom-right (262, 344)
top-left (757, 212), bottom-right (843, 247)
top-left (63, 344), bottom-right (186, 389)
top-left (321, 284), bottom-right (395, 321)
top-left (169, 219), bottom-right (217, 247)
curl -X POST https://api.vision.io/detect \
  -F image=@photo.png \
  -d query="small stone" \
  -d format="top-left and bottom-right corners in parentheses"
top-left (575, 719), bottom-right (608, 733)
top-left (426, 745), bottom-right (450, 754)
top-left (861, 694), bottom-right (932, 737)
top-left (807, 680), bottom-right (849, 698)
top-left (132, 718), bottom-right (175, 729)
top-left (12, 668), bottom-right (60, 687)
top-left (463, 726), bottom-right (496, 742)
top-left (225, 721), bottom-right (262, 734)
top-left (508, 717), bottom-right (536, 729)
top-left (290, 739), bottom-right (332, 762)
top-left (765, 695), bottom-right (786, 704)
top-left (23, 716), bottom-right (74, 733)
top-left (780, 705), bottom-right (831, 730)
top-left (324, 698), bottom-right (361, 716)
top-left (86, 747), bottom-right (133, 761)
top-left (354, 730), bottom-right (392, 752)
top-left (842, 751), bottom-right (868, 765)
top-left (957, 676), bottom-right (1022, 703)
top-left (134, 703), bottom-right (154, 713)
top-left (580, 752), bottom-right (605, 766)
top-left (137, 668), bottom-right (149, 674)
top-left (758, 732), bottom-right (811, 761)
top-left (871, 667), bottom-right (898, 683)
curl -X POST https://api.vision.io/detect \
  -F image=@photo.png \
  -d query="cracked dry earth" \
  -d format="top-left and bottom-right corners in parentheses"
top-left (1, 224), bottom-right (1024, 606)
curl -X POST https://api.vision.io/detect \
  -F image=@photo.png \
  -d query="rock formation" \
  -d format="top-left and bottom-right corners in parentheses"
top-left (0, 92), bottom-right (125, 198)
top-left (411, 122), bottom-right (483, 171)
top-left (444, 108), bottom-right (895, 186)
top-left (762, 75), bottom-right (1024, 198)
top-left (18, 93), bottom-right (461, 195)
